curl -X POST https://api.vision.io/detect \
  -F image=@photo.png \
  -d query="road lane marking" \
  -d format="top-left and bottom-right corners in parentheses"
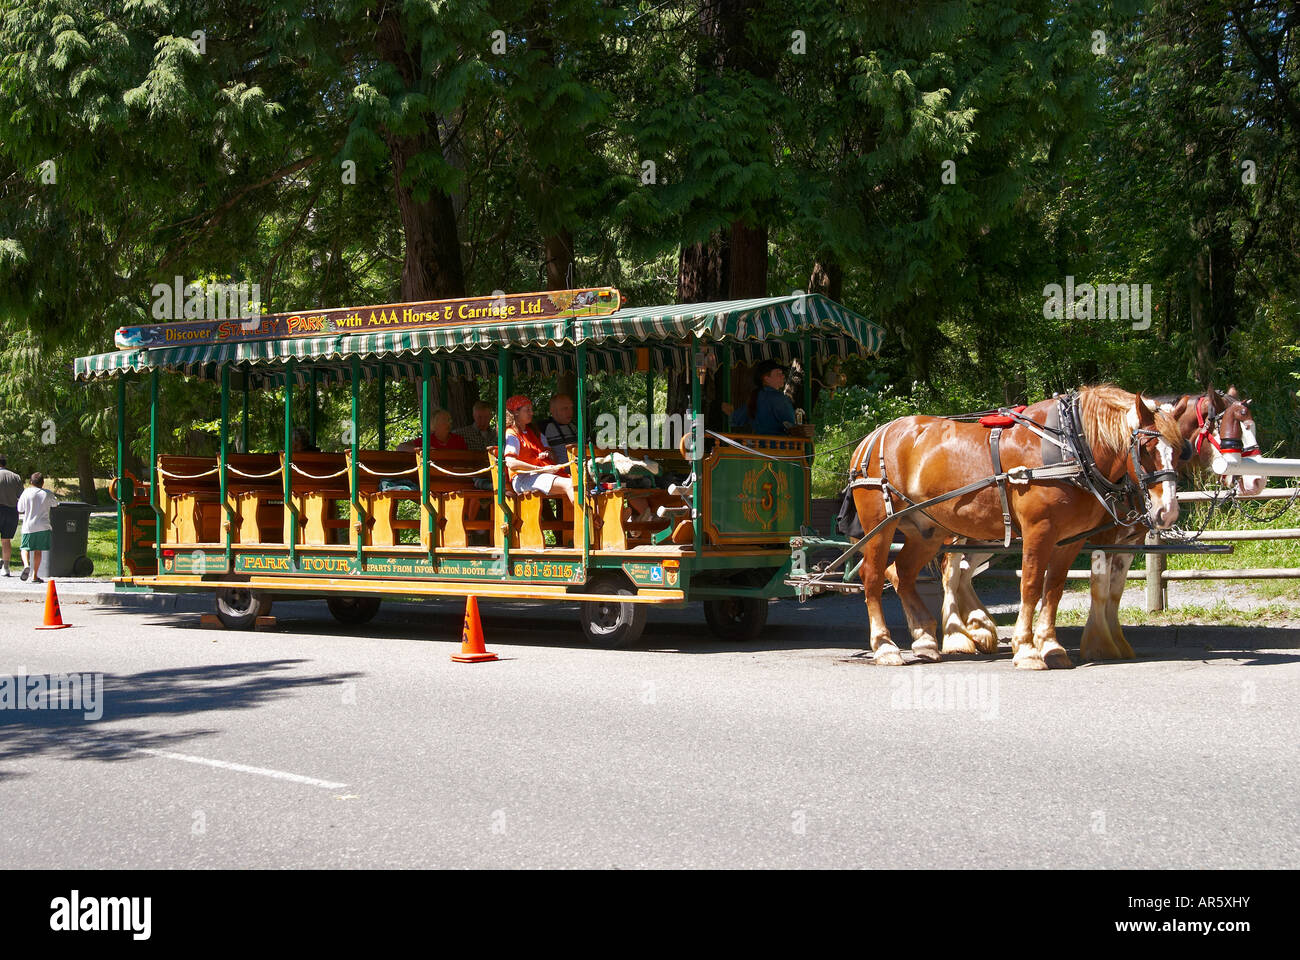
top-left (135, 748), bottom-right (347, 789)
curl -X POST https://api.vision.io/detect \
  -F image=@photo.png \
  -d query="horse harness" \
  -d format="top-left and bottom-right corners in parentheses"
top-left (848, 392), bottom-right (1176, 548)
top-left (1193, 394), bottom-right (1258, 458)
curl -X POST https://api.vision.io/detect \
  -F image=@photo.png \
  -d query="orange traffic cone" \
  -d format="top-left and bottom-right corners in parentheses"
top-left (452, 595), bottom-right (497, 662)
top-left (35, 579), bottom-right (71, 630)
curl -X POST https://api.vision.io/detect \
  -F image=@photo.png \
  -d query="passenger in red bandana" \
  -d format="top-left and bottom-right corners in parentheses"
top-left (502, 395), bottom-right (574, 503)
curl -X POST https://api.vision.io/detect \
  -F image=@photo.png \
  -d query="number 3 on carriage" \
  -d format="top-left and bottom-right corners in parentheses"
top-left (77, 288), bottom-right (885, 646)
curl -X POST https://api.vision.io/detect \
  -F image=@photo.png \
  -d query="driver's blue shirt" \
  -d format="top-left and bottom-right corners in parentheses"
top-left (730, 386), bottom-right (797, 436)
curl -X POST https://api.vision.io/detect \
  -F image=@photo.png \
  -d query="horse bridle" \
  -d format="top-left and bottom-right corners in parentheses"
top-left (1062, 394), bottom-right (1175, 528)
top-left (1194, 394), bottom-right (1260, 458)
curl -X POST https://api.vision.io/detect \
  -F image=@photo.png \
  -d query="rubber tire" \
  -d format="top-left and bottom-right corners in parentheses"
top-left (214, 587), bottom-right (272, 630)
top-left (327, 596), bottom-right (382, 626)
top-left (72, 555), bottom-right (95, 577)
top-left (579, 576), bottom-right (647, 648)
top-left (703, 596), bottom-right (770, 641)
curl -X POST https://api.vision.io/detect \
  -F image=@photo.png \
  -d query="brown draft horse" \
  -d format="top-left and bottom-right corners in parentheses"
top-left (941, 387), bottom-right (1264, 662)
top-left (849, 385), bottom-right (1183, 670)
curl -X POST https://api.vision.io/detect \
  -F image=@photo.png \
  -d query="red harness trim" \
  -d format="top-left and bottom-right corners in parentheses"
top-left (979, 405), bottom-right (1027, 428)
top-left (1196, 395), bottom-right (1260, 457)
top-left (1194, 396), bottom-right (1215, 455)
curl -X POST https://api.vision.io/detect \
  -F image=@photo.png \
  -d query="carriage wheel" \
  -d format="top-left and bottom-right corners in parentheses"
top-left (327, 596), bottom-right (382, 626)
top-left (703, 596), bottom-right (769, 642)
top-left (214, 587), bottom-right (272, 630)
top-left (579, 575), bottom-right (647, 648)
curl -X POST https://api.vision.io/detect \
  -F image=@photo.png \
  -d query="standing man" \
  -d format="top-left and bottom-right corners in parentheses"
top-left (17, 472), bottom-right (57, 584)
top-left (0, 456), bottom-right (21, 577)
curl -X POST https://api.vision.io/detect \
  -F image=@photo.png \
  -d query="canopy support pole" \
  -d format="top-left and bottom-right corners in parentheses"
top-left (150, 369), bottom-right (161, 573)
top-left (351, 357), bottom-right (363, 569)
top-left (116, 376), bottom-right (126, 579)
top-left (377, 362), bottom-right (387, 449)
top-left (691, 359), bottom-right (703, 556)
top-left (719, 342), bottom-right (731, 428)
top-left (422, 358), bottom-right (435, 565)
top-left (308, 368), bottom-right (318, 448)
top-left (241, 369), bottom-right (250, 454)
top-left (220, 365), bottom-right (233, 572)
top-left (801, 334), bottom-right (813, 415)
top-left (577, 343), bottom-right (589, 577)
top-left (496, 346), bottom-right (510, 579)
top-left (283, 360), bottom-right (298, 571)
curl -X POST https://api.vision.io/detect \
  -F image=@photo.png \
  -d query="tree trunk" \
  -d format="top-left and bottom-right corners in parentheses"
top-left (808, 256), bottom-right (842, 300)
top-left (77, 446), bottom-right (97, 504)
top-left (727, 220), bottom-right (767, 298)
top-left (375, 13), bottom-right (466, 301)
top-left (544, 229), bottom-right (574, 291)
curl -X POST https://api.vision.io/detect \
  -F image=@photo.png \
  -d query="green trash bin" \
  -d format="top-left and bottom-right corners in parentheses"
top-left (49, 502), bottom-right (95, 578)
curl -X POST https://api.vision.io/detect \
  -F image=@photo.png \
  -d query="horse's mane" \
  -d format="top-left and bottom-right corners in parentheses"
top-left (1079, 384), bottom-right (1183, 458)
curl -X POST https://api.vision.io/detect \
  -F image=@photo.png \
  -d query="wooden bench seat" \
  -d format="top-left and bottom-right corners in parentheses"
top-left (283, 452), bottom-right (351, 545)
top-left (486, 447), bottom-right (573, 550)
top-left (157, 455), bottom-right (223, 543)
top-left (225, 453), bottom-right (285, 544)
top-left (351, 450), bottom-right (423, 546)
top-left (575, 446), bottom-right (691, 551)
top-left (426, 449), bottom-right (493, 548)
top-left (351, 448), bottom-right (494, 549)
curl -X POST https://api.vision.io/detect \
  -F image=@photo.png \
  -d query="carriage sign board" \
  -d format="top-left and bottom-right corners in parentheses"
top-left (114, 287), bottom-right (621, 350)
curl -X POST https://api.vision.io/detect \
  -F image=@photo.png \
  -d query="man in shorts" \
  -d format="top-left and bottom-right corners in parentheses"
top-left (0, 455), bottom-right (20, 577)
top-left (16, 472), bottom-right (58, 584)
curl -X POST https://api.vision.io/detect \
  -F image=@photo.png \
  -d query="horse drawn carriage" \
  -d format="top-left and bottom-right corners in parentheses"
top-left (75, 287), bottom-right (884, 646)
top-left (77, 285), bottom-right (1292, 660)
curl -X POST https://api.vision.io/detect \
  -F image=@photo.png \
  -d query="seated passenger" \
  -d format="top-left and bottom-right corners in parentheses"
top-left (291, 428), bottom-right (320, 453)
top-left (537, 392), bottom-right (578, 463)
top-left (502, 395), bottom-right (574, 504)
top-left (396, 409), bottom-right (468, 452)
top-left (454, 401), bottom-right (497, 452)
top-left (727, 360), bottom-right (800, 436)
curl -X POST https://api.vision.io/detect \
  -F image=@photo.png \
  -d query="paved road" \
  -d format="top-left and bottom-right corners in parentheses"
top-left (1, 592), bottom-right (1297, 868)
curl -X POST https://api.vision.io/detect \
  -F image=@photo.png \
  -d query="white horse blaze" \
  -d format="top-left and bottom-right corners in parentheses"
top-left (1236, 419), bottom-right (1268, 496)
top-left (1151, 438), bottom-right (1178, 527)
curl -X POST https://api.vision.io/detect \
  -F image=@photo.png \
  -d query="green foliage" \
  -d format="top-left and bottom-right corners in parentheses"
top-left (1, 0), bottom-right (1297, 495)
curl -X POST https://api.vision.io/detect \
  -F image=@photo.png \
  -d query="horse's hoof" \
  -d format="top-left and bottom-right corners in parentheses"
top-left (912, 641), bottom-right (942, 663)
top-left (1012, 648), bottom-right (1047, 670)
top-left (942, 634), bottom-right (977, 656)
top-left (1043, 645), bottom-right (1074, 669)
top-left (969, 627), bottom-right (999, 654)
top-left (873, 645), bottom-right (906, 666)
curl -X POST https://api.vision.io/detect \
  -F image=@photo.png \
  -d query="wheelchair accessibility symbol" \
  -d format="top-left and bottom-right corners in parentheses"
top-left (650, 566), bottom-right (663, 583)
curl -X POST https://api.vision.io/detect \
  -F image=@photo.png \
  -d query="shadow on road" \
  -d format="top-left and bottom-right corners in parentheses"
top-left (87, 594), bottom-right (1300, 661)
top-left (0, 660), bottom-right (363, 768)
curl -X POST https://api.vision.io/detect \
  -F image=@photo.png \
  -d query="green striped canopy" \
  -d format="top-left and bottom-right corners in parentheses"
top-left (73, 293), bottom-right (884, 384)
